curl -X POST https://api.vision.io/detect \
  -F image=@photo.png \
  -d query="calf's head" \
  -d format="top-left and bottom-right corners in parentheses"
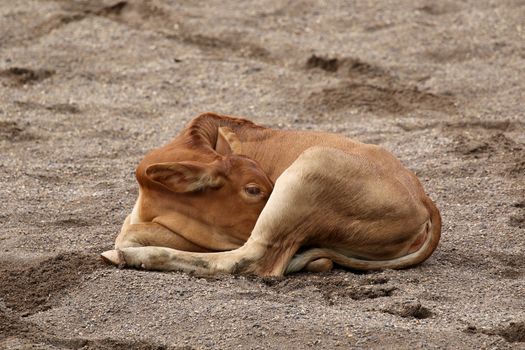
top-left (141, 127), bottom-right (273, 243)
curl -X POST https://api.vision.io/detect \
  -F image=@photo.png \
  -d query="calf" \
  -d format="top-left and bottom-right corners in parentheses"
top-left (102, 113), bottom-right (441, 276)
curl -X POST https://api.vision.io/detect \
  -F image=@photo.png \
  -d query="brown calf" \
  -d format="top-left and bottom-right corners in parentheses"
top-left (102, 113), bottom-right (441, 276)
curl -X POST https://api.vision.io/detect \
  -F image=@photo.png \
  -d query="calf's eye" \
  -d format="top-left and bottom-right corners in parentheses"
top-left (245, 185), bottom-right (261, 196)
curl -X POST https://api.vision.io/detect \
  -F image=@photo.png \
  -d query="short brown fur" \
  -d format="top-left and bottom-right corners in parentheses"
top-left (102, 113), bottom-right (441, 276)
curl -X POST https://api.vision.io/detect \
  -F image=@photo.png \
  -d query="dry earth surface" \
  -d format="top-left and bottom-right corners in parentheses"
top-left (1, 0), bottom-right (524, 349)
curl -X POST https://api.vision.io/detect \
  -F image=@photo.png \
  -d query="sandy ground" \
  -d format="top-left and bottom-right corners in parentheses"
top-left (1, 0), bottom-right (524, 349)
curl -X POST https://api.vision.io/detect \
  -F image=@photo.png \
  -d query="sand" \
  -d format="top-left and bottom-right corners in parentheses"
top-left (0, 0), bottom-right (524, 349)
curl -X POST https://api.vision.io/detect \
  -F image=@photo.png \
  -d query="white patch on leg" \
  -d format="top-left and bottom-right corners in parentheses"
top-left (129, 191), bottom-right (142, 224)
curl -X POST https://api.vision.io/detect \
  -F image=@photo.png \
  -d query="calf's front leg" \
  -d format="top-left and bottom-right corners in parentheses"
top-left (101, 151), bottom-right (318, 276)
top-left (115, 215), bottom-right (210, 252)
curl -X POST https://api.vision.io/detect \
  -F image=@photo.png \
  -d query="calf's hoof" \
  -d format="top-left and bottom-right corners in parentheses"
top-left (304, 258), bottom-right (333, 273)
top-left (101, 249), bottom-right (126, 268)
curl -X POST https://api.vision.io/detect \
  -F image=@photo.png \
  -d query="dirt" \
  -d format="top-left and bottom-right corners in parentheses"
top-left (0, 67), bottom-right (55, 86)
top-left (0, 0), bottom-right (524, 349)
top-left (0, 252), bottom-right (106, 315)
top-left (305, 54), bottom-right (457, 115)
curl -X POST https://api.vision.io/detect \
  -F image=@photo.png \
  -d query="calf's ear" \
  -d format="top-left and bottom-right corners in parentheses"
top-left (216, 126), bottom-right (242, 155)
top-left (145, 161), bottom-right (224, 193)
